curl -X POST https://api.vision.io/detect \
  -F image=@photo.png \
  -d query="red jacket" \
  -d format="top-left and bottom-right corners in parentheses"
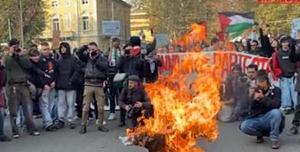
top-left (271, 51), bottom-right (282, 80)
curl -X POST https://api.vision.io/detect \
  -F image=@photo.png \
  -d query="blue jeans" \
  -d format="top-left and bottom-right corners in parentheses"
top-left (16, 106), bottom-right (26, 128)
top-left (39, 88), bottom-right (57, 127)
top-left (57, 90), bottom-right (76, 123)
top-left (240, 109), bottom-right (284, 141)
top-left (280, 77), bottom-right (297, 108)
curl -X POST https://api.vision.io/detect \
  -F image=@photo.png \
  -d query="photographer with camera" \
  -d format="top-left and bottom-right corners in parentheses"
top-left (78, 42), bottom-right (109, 134)
top-left (239, 70), bottom-right (284, 149)
top-left (118, 75), bottom-right (153, 128)
top-left (4, 39), bottom-right (40, 138)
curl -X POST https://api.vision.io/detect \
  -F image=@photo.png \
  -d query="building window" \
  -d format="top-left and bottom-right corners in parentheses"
top-left (82, 0), bottom-right (88, 4)
top-left (66, 0), bottom-right (70, 6)
top-left (52, 0), bottom-right (58, 7)
top-left (53, 18), bottom-right (60, 31)
top-left (66, 15), bottom-right (71, 31)
top-left (82, 16), bottom-right (89, 30)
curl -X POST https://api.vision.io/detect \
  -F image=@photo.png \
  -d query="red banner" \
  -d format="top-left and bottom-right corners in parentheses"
top-left (158, 52), bottom-right (271, 75)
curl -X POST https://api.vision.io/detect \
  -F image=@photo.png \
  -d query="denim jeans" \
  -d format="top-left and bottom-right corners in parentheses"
top-left (240, 109), bottom-right (284, 141)
top-left (7, 85), bottom-right (36, 134)
top-left (280, 77), bottom-right (297, 108)
top-left (57, 90), bottom-right (76, 123)
top-left (16, 106), bottom-right (25, 128)
top-left (39, 88), bottom-right (57, 127)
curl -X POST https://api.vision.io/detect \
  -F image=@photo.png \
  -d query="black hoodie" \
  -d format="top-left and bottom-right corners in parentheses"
top-left (55, 45), bottom-right (80, 90)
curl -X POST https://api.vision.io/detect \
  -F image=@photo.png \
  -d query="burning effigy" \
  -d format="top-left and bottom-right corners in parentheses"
top-left (120, 52), bottom-right (222, 152)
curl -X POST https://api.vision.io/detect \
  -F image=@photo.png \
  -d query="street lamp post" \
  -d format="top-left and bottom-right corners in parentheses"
top-left (19, 0), bottom-right (24, 47)
top-left (8, 19), bottom-right (12, 40)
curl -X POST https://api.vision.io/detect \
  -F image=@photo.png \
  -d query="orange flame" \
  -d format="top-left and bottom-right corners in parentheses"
top-left (176, 23), bottom-right (207, 52)
top-left (128, 52), bottom-right (222, 152)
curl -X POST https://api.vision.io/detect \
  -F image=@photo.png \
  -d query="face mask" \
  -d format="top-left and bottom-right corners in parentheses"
top-left (125, 49), bottom-right (130, 55)
top-left (90, 51), bottom-right (97, 57)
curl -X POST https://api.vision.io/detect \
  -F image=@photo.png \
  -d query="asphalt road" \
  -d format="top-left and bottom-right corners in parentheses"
top-left (1, 113), bottom-right (300, 152)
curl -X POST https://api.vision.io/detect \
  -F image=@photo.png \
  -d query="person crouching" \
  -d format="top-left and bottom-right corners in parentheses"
top-left (119, 75), bottom-right (153, 128)
top-left (239, 72), bottom-right (284, 149)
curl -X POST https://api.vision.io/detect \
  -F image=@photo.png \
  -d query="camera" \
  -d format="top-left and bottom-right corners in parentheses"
top-left (90, 51), bottom-right (97, 57)
top-left (124, 49), bottom-right (131, 55)
top-left (254, 86), bottom-right (263, 93)
top-left (127, 105), bottom-right (134, 118)
top-left (127, 105), bottom-right (140, 119)
top-left (14, 48), bottom-right (22, 53)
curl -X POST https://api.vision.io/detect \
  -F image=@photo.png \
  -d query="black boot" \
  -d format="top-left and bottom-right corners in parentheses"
top-left (119, 122), bottom-right (126, 127)
top-left (97, 126), bottom-right (109, 132)
top-left (79, 125), bottom-right (87, 134)
top-left (256, 136), bottom-right (264, 144)
top-left (0, 135), bottom-right (11, 142)
top-left (288, 125), bottom-right (299, 136)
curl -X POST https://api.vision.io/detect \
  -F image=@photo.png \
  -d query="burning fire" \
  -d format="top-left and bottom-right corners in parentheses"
top-left (128, 53), bottom-right (222, 152)
top-left (176, 23), bottom-right (207, 52)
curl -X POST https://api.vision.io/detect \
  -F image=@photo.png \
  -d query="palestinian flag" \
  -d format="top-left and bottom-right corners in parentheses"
top-left (219, 12), bottom-right (254, 40)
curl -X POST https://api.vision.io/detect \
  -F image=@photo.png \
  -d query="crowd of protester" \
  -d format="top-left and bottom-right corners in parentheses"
top-left (0, 36), bottom-right (161, 140)
top-left (216, 30), bottom-right (300, 149)
top-left (2, 29), bottom-right (300, 150)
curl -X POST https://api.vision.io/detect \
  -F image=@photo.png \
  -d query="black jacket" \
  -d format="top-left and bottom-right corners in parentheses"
top-left (289, 44), bottom-right (300, 92)
top-left (277, 48), bottom-right (296, 78)
top-left (73, 53), bottom-right (86, 86)
top-left (38, 54), bottom-right (57, 87)
top-left (28, 60), bottom-right (45, 88)
top-left (259, 28), bottom-right (273, 58)
top-left (75, 45), bottom-right (108, 86)
top-left (118, 55), bottom-right (144, 78)
top-left (119, 86), bottom-right (150, 109)
top-left (143, 57), bottom-right (162, 83)
top-left (84, 54), bottom-right (108, 86)
top-left (248, 86), bottom-right (281, 118)
top-left (55, 53), bottom-right (80, 90)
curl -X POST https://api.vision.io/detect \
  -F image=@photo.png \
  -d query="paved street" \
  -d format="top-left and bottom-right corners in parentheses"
top-left (1, 113), bottom-right (300, 152)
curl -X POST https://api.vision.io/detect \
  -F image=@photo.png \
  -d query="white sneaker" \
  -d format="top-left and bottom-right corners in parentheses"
top-left (108, 113), bottom-right (116, 121)
top-left (104, 106), bottom-right (110, 111)
top-left (13, 134), bottom-right (20, 139)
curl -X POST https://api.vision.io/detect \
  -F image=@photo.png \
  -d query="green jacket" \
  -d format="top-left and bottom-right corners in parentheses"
top-left (4, 54), bottom-right (32, 85)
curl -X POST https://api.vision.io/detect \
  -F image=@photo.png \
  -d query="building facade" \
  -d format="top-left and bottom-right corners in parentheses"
top-left (130, 8), bottom-right (153, 43)
top-left (40, 0), bottom-right (131, 50)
